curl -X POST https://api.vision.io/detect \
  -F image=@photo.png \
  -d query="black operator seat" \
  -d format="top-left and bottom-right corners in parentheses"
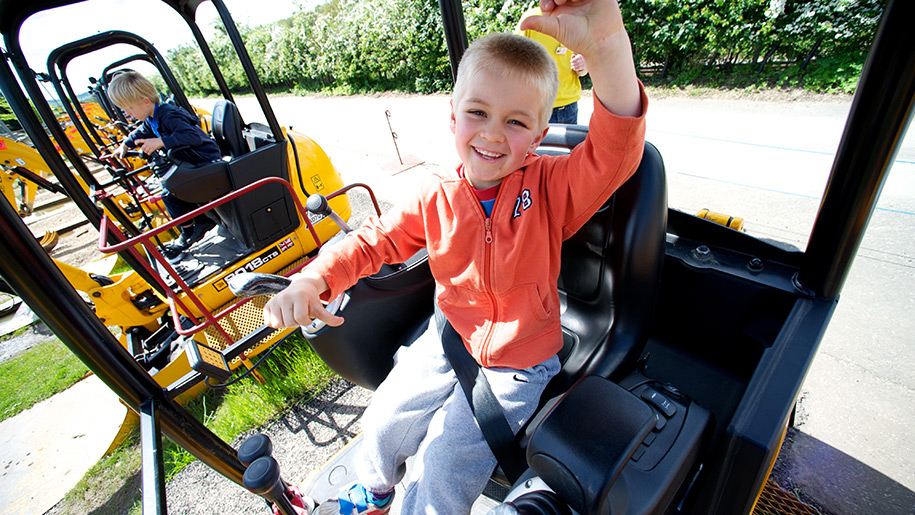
top-left (300, 125), bottom-right (670, 514)
top-left (162, 99), bottom-right (298, 250)
top-left (159, 99), bottom-right (243, 204)
top-left (536, 125), bottom-right (668, 399)
top-left (303, 127), bottom-right (683, 515)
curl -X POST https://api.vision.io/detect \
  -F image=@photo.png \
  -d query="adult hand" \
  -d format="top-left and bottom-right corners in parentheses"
top-left (571, 53), bottom-right (588, 75)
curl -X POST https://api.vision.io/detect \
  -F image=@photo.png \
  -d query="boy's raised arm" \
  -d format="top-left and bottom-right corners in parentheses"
top-left (519, 0), bottom-right (641, 117)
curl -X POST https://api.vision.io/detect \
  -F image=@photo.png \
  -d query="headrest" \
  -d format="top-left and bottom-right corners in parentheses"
top-left (212, 99), bottom-right (247, 157)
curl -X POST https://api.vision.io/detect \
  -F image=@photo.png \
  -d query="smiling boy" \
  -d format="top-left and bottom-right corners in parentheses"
top-left (264, 0), bottom-right (647, 512)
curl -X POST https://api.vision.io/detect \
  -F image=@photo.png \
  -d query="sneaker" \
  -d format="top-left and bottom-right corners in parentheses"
top-left (273, 484), bottom-right (315, 515)
top-left (185, 217), bottom-right (216, 246)
top-left (161, 242), bottom-right (187, 263)
top-left (159, 218), bottom-right (214, 263)
top-left (166, 226), bottom-right (193, 251)
top-left (315, 484), bottom-right (394, 515)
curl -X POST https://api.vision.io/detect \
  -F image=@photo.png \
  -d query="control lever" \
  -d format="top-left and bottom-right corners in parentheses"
top-left (226, 273), bottom-right (347, 335)
top-left (243, 456), bottom-right (306, 515)
top-left (306, 193), bottom-right (352, 233)
top-left (229, 273), bottom-right (291, 300)
top-left (240, 434), bottom-right (314, 515)
top-left (238, 433), bottom-right (274, 466)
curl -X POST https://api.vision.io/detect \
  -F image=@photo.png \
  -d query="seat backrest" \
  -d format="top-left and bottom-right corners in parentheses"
top-left (304, 128), bottom-right (667, 395)
top-left (211, 99), bottom-right (247, 158)
top-left (538, 126), bottom-right (668, 397)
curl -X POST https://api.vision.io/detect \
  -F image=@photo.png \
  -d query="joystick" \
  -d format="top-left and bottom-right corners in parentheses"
top-left (239, 434), bottom-right (313, 514)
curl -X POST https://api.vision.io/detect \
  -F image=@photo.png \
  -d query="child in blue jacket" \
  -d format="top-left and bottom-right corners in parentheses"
top-left (109, 71), bottom-right (221, 259)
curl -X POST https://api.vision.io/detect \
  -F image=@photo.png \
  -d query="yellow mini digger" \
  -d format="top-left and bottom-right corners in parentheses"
top-left (0, 0), bottom-right (910, 514)
top-left (3, 3), bottom-right (353, 400)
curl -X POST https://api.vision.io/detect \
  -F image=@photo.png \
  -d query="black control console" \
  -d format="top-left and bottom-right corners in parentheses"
top-left (500, 373), bottom-right (712, 514)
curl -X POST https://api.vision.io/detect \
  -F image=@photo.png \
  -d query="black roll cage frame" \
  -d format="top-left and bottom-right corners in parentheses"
top-left (47, 30), bottom-right (197, 156)
top-left (0, 0), bottom-right (912, 513)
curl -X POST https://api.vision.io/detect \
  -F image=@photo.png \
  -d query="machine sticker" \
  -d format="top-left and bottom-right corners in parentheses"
top-left (213, 240), bottom-right (295, 292)
top-left (311, 174), bottom-right (324, 191)
top-left (15, 158), bottom-right (26, 166)
top-left (307, 211), bottom-right (324, 226)
top-left (278, 237), bottom-right (294, 252)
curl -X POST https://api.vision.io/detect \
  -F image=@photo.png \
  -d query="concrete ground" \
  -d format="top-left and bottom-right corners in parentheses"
top-left (0, 255), bottom-right (125, 515)
top-left (1, 89), bottom-right (911, 513)
top-left (0, 374), bottom-right (127, 515)
top-left (223, 90), bottom-right (912, 513)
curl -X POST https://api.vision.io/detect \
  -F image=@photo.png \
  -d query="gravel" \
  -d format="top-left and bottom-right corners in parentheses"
top-left (0, 322), bottom-right (56, 364)
top-left (165, 379), bottom-right (372, 514)
top-left (11, 89), bottom-right (859, 514)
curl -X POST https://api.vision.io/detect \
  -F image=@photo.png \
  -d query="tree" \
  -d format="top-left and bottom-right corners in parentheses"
top-left (162, 0), bottom-right (887, 95)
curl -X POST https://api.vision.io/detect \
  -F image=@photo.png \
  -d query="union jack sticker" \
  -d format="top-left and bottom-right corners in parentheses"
top-left (278, 237), bottom-right (294, 252)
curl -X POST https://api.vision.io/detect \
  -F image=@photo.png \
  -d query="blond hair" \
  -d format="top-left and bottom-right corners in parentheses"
top-left (107, 71), bottom-right (159, 108)
top-left (452, 33), bottom-right (558, 128)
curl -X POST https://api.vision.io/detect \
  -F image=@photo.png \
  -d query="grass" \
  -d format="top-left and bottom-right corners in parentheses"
top-left (161, 335), bottom-right (337, 481)
top-left (0, 338), bottom-right (90, 422)
top-left (0, 325), bottom-right (30, 341)
top-left (110, 256), bottom-right (133, 275)
top-left (52, 434), bottom-right (144, 515)
top-left (639, 56), bottom-right (865, 96)
top-left (53, 330), bottom-right (337, 514)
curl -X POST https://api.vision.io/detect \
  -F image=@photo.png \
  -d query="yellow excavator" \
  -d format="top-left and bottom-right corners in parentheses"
top-left (6, 24), bottom-right (354, 407)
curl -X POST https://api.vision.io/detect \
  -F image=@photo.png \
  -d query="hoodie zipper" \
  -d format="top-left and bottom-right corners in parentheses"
top-left (461, 172), bottom-right (503, 367)
top-left (480, 185), bottom-right (503, 366)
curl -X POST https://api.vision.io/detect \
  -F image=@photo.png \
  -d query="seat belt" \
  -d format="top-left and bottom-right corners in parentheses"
top-left (438, 315), bottom-right (528, 484)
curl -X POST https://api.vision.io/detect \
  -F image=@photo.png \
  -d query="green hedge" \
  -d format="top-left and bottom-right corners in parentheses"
top-left (166, 0), bottom-right (886, 96)
top-left (627, 0), bottom-right (885, 93)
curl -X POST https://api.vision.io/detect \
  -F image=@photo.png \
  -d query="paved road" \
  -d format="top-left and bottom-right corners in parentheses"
top-left (210, 90), bottom-right (915, 514)
top-left (0, 374), bottom-right (126, 515)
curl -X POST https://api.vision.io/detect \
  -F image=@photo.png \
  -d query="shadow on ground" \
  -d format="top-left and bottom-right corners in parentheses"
top-left (772, 427), bottom-right (915, 515)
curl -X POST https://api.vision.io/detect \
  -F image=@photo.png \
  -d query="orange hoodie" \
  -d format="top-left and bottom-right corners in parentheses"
top-left (310, 88), bottom-right (647, 369)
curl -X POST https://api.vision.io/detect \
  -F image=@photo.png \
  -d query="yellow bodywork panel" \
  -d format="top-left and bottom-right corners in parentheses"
top-left (0, 169), bottom-right (18, 213)
top-left (0, 136), bottom-right (54, 215)
top-left (193, 105), bottom-right (212, 134)
top-left (0, 136), bottom-right (53, 177)
top-left (54, 258), bottom-right (167, 331)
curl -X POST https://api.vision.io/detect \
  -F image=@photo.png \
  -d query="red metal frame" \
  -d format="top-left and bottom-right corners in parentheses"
top-left (97, 177), bottom-right (381, 348)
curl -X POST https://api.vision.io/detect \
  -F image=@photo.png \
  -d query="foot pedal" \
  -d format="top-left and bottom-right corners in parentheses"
top-left (185, 339), bottom-right (231, 382)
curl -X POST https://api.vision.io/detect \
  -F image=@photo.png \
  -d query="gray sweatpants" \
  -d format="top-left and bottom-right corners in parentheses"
top-left (354, 319), bottom-right (561, 514)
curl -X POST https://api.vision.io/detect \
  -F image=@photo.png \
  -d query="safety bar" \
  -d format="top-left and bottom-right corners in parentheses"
top-left (93, 164), bottom-right (153, 191)
top-left (97, 177), bottom-right (381, 348)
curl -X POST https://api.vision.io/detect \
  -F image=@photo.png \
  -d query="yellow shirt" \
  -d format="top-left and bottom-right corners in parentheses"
top-left (517, 7), bottom-right (582, 108)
